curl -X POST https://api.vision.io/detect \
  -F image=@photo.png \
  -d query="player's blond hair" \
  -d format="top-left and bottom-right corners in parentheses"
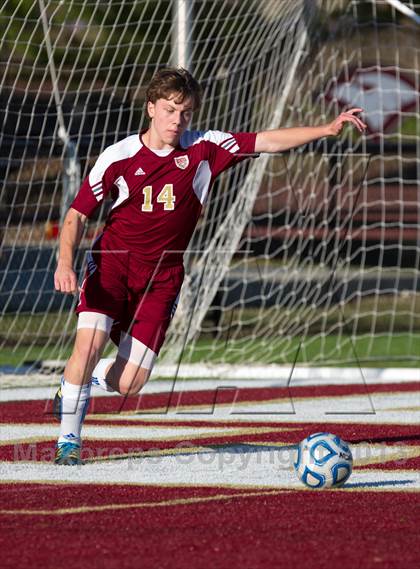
top-left (145, 67), bottom-right (202, 114)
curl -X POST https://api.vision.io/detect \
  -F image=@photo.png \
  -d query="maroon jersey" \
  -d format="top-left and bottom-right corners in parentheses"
top-left (71, 130), bottom-right (258, 267)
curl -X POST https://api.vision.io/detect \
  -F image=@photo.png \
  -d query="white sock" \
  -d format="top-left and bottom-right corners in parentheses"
top-left (91, 358), bottom-right (115, 392)
top-left (58, 378), bottom-right (91, 447)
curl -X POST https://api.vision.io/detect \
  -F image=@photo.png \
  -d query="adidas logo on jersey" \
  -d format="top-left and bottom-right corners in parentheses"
top-left (134, 167), bottom-right (145, 176)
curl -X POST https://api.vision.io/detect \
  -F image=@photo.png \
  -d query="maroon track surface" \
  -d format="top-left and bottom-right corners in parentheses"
top-left (1, 381), bottom-right (419, 568)
top-left (1, 485), bottom-right (419, 569)
top-left (1, 381), bottom-right (418, 424)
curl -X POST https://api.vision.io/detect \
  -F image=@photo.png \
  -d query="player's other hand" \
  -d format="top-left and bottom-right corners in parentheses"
top-left (327, 108), bottom-right (366, 136)
top-left (54, 263), bottom-right (78, 294)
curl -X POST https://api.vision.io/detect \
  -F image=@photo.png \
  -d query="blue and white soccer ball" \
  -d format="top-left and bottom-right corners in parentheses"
top-left (294, 432), bottom-right (353, 489)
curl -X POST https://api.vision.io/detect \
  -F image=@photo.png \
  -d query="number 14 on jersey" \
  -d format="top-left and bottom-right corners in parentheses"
top-left (142, 184), bottom-right (175, 212)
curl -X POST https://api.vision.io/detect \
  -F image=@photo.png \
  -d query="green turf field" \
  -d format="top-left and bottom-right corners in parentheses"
top-left (1, 333), bottom-right (419, 370)
top-left (1, 294), bottom-right (419, 369)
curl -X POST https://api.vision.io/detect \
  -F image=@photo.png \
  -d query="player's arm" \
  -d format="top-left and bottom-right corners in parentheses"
top-left (254, 108), bottom-right (366, 153)
top-left (54, 208), bottom-right (87, 294)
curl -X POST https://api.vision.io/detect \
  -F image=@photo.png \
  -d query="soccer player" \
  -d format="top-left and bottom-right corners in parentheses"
top-left (53, 67), bottom-right (366, 465)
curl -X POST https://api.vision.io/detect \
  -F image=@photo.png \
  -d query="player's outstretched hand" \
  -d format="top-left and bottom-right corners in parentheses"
top-left (54, 263), bottom-right (78, 294)
top-left (327, 108), bottom-right (367, 135)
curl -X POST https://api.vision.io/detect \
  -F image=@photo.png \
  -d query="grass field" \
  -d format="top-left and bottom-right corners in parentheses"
top-left (1, 333), bottom-right (419, 370)
top-left (187, 333), bottom-right (420, 368)
top-left (1, 294), bottom-right (419, 371)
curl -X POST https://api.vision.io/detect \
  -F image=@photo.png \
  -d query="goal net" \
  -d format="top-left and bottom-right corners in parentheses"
top-left (0, 0), bottom-right (419, 378)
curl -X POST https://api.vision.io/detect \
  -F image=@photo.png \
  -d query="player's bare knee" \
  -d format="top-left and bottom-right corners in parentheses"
top-left (116, 334), bottom-right (156, 395)
top-left (118, 383), bottom-right (139, 397)
top-left (72, 340), bottom-right (103, 367)
top-left (118, 367), bottom-right (150, 396)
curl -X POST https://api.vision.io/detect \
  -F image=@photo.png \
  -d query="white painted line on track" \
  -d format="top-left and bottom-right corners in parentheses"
top-left (0, 450), bottom-right (418, 491)
top-left (0, 424), bottom-right (245, 443)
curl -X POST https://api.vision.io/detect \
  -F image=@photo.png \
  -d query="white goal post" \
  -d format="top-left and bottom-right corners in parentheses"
top-left (0, 0), bottom-right (419, 379)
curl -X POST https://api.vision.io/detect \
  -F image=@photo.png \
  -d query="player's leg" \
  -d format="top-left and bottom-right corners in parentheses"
top-left (93, 264), bottom-right (183, 397)
top-left (90, 335), bottom-right (154, 395)
top-left (107, 334), bottom-right (156, 395)
top-left (54, 248), bottom-right (127, 465)
top-left (55, 312), bottom-right (113, 465)
top-left (91, 323), bottom-right (157, 396)
top-left (71, 248), bottom-right (129, 396)
top-left (90, 322), bottom-right (121, 393)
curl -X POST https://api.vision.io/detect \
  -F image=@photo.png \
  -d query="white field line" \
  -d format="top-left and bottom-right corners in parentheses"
top-left (1, 365), bottom-right (419, 391)
top-left (0, 447), bottom-right (418, 491)
top-left (0, 392), bottom-right (419, 426)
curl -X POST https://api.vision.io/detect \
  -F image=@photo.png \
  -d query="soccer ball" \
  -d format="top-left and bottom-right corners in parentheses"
top-left (294, 432), bottom-right (353, 489)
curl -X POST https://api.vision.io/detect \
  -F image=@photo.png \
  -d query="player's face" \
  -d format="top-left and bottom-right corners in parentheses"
top-left (148, 94), bottom-right (193, 146)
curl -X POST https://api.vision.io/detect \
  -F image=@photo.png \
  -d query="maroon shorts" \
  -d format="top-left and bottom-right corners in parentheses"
top-left (76, 250), bottom-right (184, 354)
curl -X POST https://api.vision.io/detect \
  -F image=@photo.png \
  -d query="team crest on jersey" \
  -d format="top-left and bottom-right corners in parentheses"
top-left (174, 155), bottom-right (189, 170)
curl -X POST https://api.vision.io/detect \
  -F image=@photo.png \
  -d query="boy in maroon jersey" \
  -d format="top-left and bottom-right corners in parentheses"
top-left (53, 67), bottom-right (366, 464)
